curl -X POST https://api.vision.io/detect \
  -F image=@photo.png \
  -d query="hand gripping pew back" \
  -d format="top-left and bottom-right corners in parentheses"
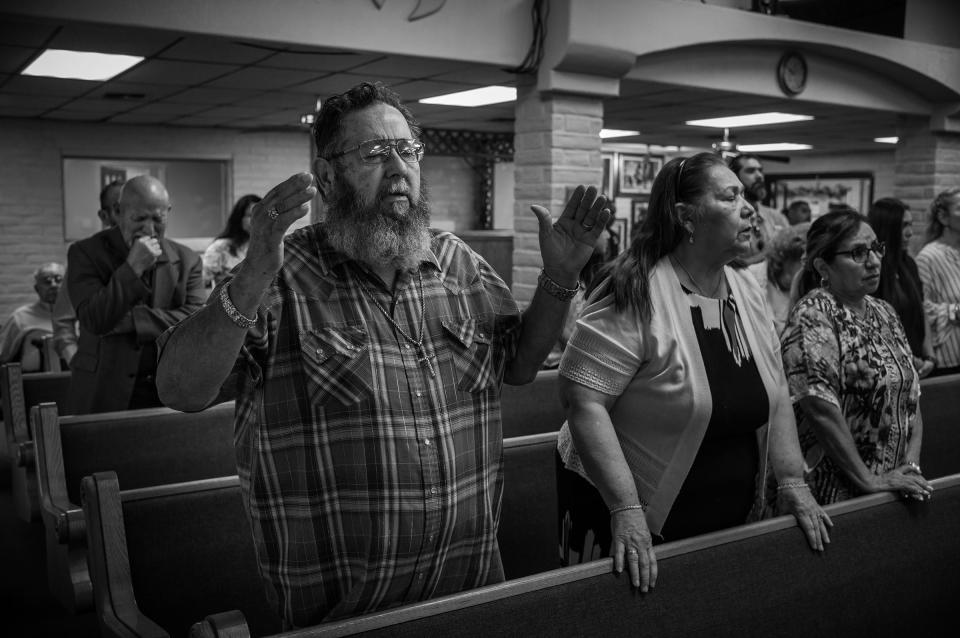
top-left (31, 400), bottom-right (237, 613)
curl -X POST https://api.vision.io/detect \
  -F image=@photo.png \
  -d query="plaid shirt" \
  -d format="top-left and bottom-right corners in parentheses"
top-left (224, 225), bottom-right (521, 627)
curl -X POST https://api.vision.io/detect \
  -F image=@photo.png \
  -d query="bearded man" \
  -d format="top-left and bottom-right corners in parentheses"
top-left (156, 81), bottom-right (609, 628)
top-left (728, 153), bottom-right (789, 266)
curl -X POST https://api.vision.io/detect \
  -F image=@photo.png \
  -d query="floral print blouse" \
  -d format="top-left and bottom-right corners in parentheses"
top-left (201, 238), bottom-right (247, 289)
top-left (781, 288), bottom-right (920, 504)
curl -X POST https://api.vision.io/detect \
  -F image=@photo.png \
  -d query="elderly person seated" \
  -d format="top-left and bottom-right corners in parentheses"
top-left (782, 209), bottom-right (933, 506)
top-left (748, 223), bottom-right (809, 335)
top-left (556, 152), bottom-right (831, 594)
top-left (0, 262), bottom-right (64, 371)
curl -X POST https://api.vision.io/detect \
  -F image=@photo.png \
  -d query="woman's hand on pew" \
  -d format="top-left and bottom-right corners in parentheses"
top-left (777, 485), bottom-right (833, 552)
top-left (884, 465), bottom-right (934, 501)
top-left (610, 509), bottom-right (658, 593)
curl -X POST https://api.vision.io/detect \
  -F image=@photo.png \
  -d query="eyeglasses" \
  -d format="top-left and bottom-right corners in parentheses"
top-left (834, 240), bottom-right (886, 263)
top-left (37, 275), bottom-right (63, 285)
top-left (325, 138), bottom-right (425, 165)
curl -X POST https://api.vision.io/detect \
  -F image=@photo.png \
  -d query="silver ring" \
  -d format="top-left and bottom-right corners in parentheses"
top-left (627, 549), bottom-right (639, 555)
top-left (581, 221), bottom-right (594, 230)
top-left (267, 207), bottom-right (280, 221)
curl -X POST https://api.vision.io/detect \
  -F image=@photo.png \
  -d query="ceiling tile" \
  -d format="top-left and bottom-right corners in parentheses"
top-left (117, 59), bottom-right (237, 86)
top-left (45, 97), bottom-right (137, 114)
top-left (89, 80), bottom-right (184, 102)
top-left (430, 65), bottom-right (519, 86)
top-left (260, 49), bottom-right (382, 72)
top-left (158, 37), bottom-right (272, 65)
top-left (163, 86), bottom-right (261, 105)
top-left (122, 101), bottom-right (209, 116)
top-left (108, 112), bottom-right (176, 124)
top-left (42, 110), bottom-right (111, 122)
top-left (290, 72), bottom-right (379, 97)
top-left (0, 92), bottom-right (68, 110)
top-left (208, 66), bottom-right (322, 90)
top-left (236, 91), bottom-right (316, 110)
top-left (349, 55), bottom-right (470, 80)
top-left (188, 104), bottom-right (274, 120)
top-left (0, 18), bottom-right (58, 47)
top-left (390, 79), bottom-right (476, 101)
top-left (49, 23), bottom-right (178, 56)
top-left (2, 75), bottom-right (98, 97)
top-left (0, 44), bottom-right (35, 74)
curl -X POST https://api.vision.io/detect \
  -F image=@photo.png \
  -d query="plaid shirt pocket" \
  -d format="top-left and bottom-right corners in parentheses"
top-left (442, 316), bottom-right (497, 393)
top-left (299, 325), bottom-right (371, 406)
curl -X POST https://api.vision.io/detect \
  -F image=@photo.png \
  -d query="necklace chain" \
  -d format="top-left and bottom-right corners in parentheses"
top-left (356, 269), bottom-right (436, 377)
top-left (671, 255), bottom-right (723, 297)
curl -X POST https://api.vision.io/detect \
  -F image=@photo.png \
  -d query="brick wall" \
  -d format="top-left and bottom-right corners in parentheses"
top-left (512, 82), bottom-right (604, 305)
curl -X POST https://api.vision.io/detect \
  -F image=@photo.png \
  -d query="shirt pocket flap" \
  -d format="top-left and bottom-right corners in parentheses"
top-left (300, 325), bottom-right (368, 366)
top-left (441, 316), bottom-right (492, 350)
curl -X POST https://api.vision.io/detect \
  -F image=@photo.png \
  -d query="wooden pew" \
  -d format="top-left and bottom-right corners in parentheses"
top-left (919, 372), bottom-right (960, 479)
top-left (500, 369), bottom-right (564, 438)
top-left (79, 432), bottom-right (560, 638)
top-left (1, 362), bottom-right (71, 521)
top-left (248, 473), bottom-right (960, 638)
top-left (31, 401), bottom-right (237, 613)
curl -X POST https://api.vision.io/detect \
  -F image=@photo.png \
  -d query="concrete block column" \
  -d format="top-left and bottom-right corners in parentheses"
top-left (511, 77), bottom-right (604, 305)
top-left (894, 116), bottom-right (960, 253)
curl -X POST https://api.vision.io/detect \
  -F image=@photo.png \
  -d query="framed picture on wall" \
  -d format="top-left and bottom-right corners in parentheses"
top-left (601, 153), bottom-right (615, 198)
top-left (619, 154), bottom-right (662, 195)
top-left (610, 216), bottom-right (630, 251)
top-left (631, 199), bottom-right (648, 232)
top-left (766, 172), bottom-right (874, 220)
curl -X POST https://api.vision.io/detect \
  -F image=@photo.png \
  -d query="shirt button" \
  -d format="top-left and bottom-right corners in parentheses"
top-left (423, 438), bottom-right (431, 446)
top-left (404, 344), bottom-right (412, 349)
top-left (429, 487), bottom-right (438, 495)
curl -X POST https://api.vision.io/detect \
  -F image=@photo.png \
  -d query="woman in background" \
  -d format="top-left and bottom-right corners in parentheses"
top-left (916, 188), bottom-right (960, 376)
top-left (782, 209), bottom-right (932, 506)
top-left (202, 193), bottom-right (261, 288)
top-left (747, 222), bottom-right (809, 336)
top-left (868, 198), bottom-right (935, 378)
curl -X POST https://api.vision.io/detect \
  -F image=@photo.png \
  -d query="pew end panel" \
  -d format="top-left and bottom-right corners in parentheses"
top-left (500, 369), bottom-right (564, 438)
top-left (918, 372), bottom-right (960, 480)
top-left (82, 473), bottom-right (281, 638)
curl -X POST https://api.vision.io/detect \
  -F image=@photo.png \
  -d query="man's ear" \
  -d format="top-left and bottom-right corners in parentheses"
top-left (313, 157), bottom-right (335, 201)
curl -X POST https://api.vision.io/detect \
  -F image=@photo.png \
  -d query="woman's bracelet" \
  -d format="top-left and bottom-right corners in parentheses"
top-left (609, 504), bottom-right (646, 515)
top-left (219, 283), bottom-right (257, 330)
top-left (776, 480), bottom-right (809, 492)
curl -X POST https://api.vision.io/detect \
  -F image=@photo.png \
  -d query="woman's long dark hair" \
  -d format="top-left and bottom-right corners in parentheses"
top-left (216, 194), bottom-right (261, 256)
top-left (587, 152), bottom-right (726, 321)
top-left (868, 198), bottom-right (925, 354)
top-left (795, 209), bottom-right (864, 299)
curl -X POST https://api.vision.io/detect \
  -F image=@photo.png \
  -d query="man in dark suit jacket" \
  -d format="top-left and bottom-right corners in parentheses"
top-left (66, 175), bottom-right (205, 414)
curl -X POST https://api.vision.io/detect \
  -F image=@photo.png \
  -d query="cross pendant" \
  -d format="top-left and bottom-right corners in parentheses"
top-left (416, 347), bottom-right (436, 377)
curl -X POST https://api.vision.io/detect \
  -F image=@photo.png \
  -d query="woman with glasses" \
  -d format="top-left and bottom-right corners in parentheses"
top-left (781, 209), bottom-right (933, 506)
top-left (868, 198), bottom-right (936, 378)
top-left (556, 153), bottom-right (830, 594)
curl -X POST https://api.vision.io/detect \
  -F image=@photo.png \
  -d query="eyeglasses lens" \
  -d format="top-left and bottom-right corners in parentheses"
top-left (359, 139), bottom-right (424, 164)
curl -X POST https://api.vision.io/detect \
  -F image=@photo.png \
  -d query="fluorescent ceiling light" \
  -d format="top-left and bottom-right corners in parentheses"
top-left (600, 129), bottom-right (639, 139)
top-left (686, 112), bottom-right (814, 128)
top-left (419, 85), bottom-right (516, 107)
top-left (737, 142), bottom-right (812, 152)
top-left (22, 48), bottom-right (143, 81)
top-left (874, 136), bottom-right (899, 144)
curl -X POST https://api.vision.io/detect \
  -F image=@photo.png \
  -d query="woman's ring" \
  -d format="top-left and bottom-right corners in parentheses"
top-left (267, 207), bottom-right (280, 221)
top-left (581, 221), bottom-right (594, 230)
top-left (627, 549), bottom-right (639, 555)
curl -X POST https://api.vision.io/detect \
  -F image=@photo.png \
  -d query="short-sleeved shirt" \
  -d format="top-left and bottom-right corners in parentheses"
top-left (202, 237), bottom-right (247, 288)
top-left (781, 288), bottom-right (919, 504)
top-left (916, 240), bottom-right (960, 368)
top-left (221, 225), bottom-right (521, 627)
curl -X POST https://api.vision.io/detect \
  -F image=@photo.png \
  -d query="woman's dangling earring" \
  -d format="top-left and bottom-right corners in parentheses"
top-left (687, 225), bottom-right (695, 244)
top-left (820, 276), bottom-right (829, 288)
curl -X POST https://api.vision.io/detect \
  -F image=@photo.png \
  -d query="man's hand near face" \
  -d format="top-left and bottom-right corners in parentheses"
top-left (127, 236), bottom-right (162, 275)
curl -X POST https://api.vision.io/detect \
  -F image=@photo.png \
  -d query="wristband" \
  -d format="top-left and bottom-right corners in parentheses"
top-left (609, 504), bottom-right (646, 515)
top-left (219, 283), bottom-right (257, 330)
top-left (776, 480), bottom-right (808, 492)
top-left (537, 270), bottom-right (579, 301)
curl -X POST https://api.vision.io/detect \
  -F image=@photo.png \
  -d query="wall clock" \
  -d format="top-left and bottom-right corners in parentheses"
top-left (777, 52), bottom-right (807, 96)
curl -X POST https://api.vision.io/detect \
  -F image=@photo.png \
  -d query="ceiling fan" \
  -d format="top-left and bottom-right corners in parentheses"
top-left (711, 128), bottom-right (790, 163)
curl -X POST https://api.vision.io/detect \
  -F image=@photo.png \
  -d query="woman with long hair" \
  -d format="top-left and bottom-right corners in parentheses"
top-left (868, 198), bottom-right (935, 377)
top-left (782, 209), bottom-right (932, 506)
top-left (556, 153), bottom-right (830, 593)
top-left (916, 188), bottom-right (960, 375)
top-left (202, 194), bottom-right (261, 288)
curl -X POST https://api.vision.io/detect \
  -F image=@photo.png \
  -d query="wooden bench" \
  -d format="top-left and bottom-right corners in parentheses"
top-left (80, 432), bottom-right (561, 637)
top-left (919, 372), bottom-right (960, 479)
top-left (31, 400), bottom-right (237, 613)
top-left (1, 362), bottom-right (71, 521)
top-left (501, 369), bottom-right (564, 438)
top-left (225, 473), bottom-right (960, 638)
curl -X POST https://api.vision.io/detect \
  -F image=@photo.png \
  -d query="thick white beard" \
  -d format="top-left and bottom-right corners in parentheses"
top-left (324, 177), bottom-right (432, 271)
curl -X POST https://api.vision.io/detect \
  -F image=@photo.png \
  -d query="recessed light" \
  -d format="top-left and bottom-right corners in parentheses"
top-left (600, 129), bottom-right (639, 139)
top-left (419, 86), bottom-right (516, 107)
top-left (22, 49), bottom-right (143, 81)
top-left (874, 136), bottom-right (899, 144)
top-left (737, 142), bottom-right (812, 152)
top-left (686, 112), bottom-right (814, 128)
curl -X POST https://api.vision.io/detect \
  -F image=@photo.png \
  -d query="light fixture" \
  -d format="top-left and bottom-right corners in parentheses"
top-left (22, 49), bottom-right (143, 81)
top-left (737, 142), bottom-right (812, 152)
top-left (300, 113), bottom-right (315, 126)
top-left (874, 136), bottom-right (899, 144)
top-left (685, 112), bottom-right (814, 128)
top-left (600, 129), bottom-right (640, 139)
top-left (419, 86), bottom-right (516, 107)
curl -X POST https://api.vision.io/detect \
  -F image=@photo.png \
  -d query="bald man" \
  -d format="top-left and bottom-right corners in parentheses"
top-left (66, 175), bottom-right (205, 413)
top-left (0, 262), bottom-right (64, 372)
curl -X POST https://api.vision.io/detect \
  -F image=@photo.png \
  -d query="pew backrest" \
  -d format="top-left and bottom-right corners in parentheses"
top-left (285, 473), bottom-right (960, 638)
top-left (500, 369), bottom-right (564, 438)
top-left (82, 472), bottom-right (281, 638)
top-left (919, 372), bottom-right (960, 479)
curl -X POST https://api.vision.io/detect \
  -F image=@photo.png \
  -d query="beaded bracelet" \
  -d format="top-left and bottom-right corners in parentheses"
top-left (537, 270), bottom-right (579, 301)
top-left (609, 504), bottom-right (646, 515)
top-left (219, 283), bottom-right (257, 330)
top-left (776, 480), bottom-right (809, 492)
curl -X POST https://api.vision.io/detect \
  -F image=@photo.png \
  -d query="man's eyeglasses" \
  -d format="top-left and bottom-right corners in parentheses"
top-left (835, 241), bottom-right (886, 263)
top-left (325, 138), bottom-right (425, 165)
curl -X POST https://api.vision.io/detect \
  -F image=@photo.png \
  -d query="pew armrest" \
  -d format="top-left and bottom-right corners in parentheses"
top-left (189, 610), bottom-right (251, 638)
top-left (32, 403), bottom-right (84, 542)
top-left (82, 472), bottom-right (169, 638)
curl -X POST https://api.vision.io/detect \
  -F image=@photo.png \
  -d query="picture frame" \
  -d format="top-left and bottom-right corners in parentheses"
top-left (610, 216), bottom-right (630, 252)
top-left (631, 200), bottom-right (648, 233)
top-left (618, 153), bottom-right (662, 195)
top-left (766, 172), bottom-right (874, 220)
top-left (601, 153), bottom-right (615, 198)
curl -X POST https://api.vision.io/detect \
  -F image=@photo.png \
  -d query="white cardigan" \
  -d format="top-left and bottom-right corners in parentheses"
top-left (558, 257), bottom-right (786, 534)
